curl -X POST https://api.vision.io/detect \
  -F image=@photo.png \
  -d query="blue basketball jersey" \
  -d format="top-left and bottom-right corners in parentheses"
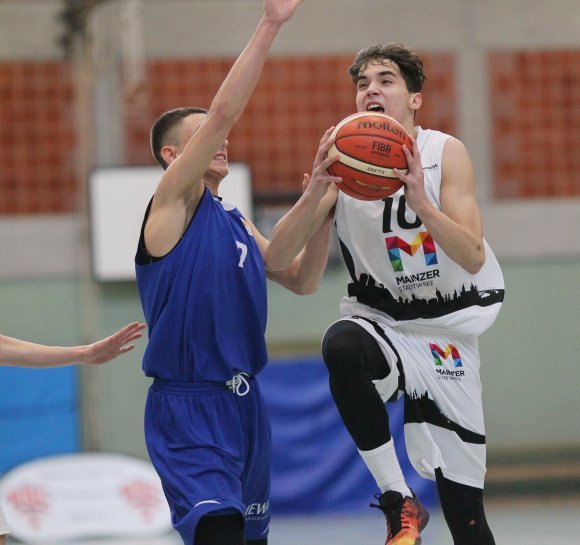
top-left (135, 187), bottom-right (268, 382)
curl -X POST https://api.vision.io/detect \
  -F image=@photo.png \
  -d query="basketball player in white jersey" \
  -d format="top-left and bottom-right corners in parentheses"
top-left (0, 321), bottom-right (145, 545)
top-left (269, 43), bottom-right (504, 545)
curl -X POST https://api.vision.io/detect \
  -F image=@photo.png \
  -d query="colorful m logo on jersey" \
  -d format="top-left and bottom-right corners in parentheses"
top-left (430, 343), bottom-right (463, 367)
top-left (385, 232), bottom-right (438, 272)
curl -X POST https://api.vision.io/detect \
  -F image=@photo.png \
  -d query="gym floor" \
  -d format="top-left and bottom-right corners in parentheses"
top-left (5, 496), bottom-right (579, 545)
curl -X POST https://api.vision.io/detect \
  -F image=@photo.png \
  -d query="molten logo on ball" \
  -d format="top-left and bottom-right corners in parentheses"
top-left (357, 119), bottom-right (408, 139)
top-left (328, 112), bottom-right (412, 201)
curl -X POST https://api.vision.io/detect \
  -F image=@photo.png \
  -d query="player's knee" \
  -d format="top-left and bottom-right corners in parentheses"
top-left (194, 513), bottom-right (244, 545)
top-left (322, 321), bottom-right (368, 375)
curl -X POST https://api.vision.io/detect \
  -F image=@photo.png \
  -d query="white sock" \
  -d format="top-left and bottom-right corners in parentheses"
top-left (359, 440), bottom-right (412, 498)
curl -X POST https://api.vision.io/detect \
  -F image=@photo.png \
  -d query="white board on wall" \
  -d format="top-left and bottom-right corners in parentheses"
top-left (89, 163), bottom-right (252, 282)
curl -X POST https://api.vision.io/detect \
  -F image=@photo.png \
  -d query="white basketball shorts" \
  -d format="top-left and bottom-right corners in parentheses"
top-left (334, 315), bottom-right (488, 489)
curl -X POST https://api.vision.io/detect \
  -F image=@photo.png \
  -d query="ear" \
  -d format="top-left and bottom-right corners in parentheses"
top-left (409, 92), bottom-right (422, 112)
top-left (160, 145), bottom-right (178, 166)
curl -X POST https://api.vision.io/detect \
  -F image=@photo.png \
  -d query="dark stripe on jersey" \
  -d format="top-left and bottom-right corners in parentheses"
top-left (404, 393), bottom-right (486, 445)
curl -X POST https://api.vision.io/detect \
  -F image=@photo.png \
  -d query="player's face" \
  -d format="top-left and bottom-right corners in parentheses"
top-left (354, 59), bottom-right (421, 128)
top-left (206, 138), bottom-right (229, 182)
top-left (176, 114), bottom-right (230, 180)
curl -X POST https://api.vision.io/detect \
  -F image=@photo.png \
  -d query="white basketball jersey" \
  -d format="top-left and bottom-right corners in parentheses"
top-left (335, 127), bottom-right (504, 336)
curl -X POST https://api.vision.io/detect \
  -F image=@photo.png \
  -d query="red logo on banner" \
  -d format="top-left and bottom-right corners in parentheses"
top-left (7, 485), bottom-right (50, 529)
top-left (119, 480), bottom-right (162, 522)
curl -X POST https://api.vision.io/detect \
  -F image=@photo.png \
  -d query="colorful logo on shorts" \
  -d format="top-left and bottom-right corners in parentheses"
top-left (385, 231), bottom-right (438, 272)
top-left (430, 343), bottom-right (463, 367)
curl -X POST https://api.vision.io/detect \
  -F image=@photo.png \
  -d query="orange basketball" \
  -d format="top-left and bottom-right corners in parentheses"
top-left (327, 112), bottom-right (412, 200)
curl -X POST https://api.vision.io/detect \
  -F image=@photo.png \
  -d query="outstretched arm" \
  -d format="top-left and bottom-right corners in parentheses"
top-left (159, 0), bottom-right (305, 195)
top-left (0, 322), bottom-right (146, 368)
top-left (145, 0), bottom-right (304, 257)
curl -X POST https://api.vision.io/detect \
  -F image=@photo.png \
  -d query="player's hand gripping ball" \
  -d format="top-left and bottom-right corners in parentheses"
top-left (327, 112), bottom-right (412, 200)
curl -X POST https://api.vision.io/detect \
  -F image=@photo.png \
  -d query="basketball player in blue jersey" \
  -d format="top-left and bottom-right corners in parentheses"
top-left (269, 44), bottom-right (505, 545)
top-left (134, 1), bottom-right (342, 544)
top-left (0, 321), bottom-right (145, 544)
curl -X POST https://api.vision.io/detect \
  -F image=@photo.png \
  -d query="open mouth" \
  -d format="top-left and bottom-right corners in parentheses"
top-left (366, 103), bottom-right (385, 113)
top-left (213, 153), bottom-right (227, 161)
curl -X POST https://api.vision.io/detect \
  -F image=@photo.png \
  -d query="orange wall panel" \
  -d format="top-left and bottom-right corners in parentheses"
top-left (0, 62), bottom-right (76, 215)
top-left (489, 50), bottom-right (580, 198)
top-left (2, 51), bottom-right (578, 216)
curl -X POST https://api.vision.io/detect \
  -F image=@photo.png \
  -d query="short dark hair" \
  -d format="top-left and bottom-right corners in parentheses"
top-left (150, 107), bottom-right (208, 169)
top-left (348, 43), bottom-right (427, 93)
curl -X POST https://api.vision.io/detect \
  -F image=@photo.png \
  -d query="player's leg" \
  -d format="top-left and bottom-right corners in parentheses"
top-left (0, 535), bottom-right (6, 545)
top-left (194, 513), bottom-right (245, 545)
top-left (322, 319), bottom-right (428, 545)
top-left (322, 319), bottom-right (411, 495)
top-left (240, 381), bottom-right (271, 545)
top-left (435, 469), bottom-right (496, 545)
top-left (322, 319), bottom-right (392, 448)
top-left (192, 380), bottom-right (271, 545)
top-left (145, 382), bottom-right (249, 545)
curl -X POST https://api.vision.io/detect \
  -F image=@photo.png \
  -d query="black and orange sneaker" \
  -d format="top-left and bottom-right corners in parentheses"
top-left (370, 490), bottom-right (430, 545)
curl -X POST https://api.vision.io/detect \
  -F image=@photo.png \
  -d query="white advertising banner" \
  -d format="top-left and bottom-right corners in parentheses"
top-left (0, 452), bottom-right (172, 543)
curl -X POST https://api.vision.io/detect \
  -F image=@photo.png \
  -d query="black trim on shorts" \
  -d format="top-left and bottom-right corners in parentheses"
top-left (350, 315), bottom-right (486, 445)
top-left (404, 394), bottom-right (486, 445)
top-left (352, 315), bottom-right (406, 399)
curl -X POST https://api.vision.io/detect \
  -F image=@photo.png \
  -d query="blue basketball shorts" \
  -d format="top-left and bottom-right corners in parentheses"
top-left (144, 376), bottom-right (271, 544)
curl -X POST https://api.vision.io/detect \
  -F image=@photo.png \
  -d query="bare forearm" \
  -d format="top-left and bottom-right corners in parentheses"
top-left (0, 336), bottom-right (84, 368)
top-left (269, 218), bottom-right (332, 294)
top-left (163, 18), bottom-right (283, 199)
top-left (266, 191), bottom-right (330, 271)
top-left (213, 0), bottom-right (305, 121)
top-left (210, 17), bottom-right (282, 124)
top-left (164, 14), bottom-right (291, 204)
top-left (415, 203), bottom-right (485, 274)
top-left (0, 322), bottom-right (144, 368)
top-left (290, 218), bottom-right (332, 294)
